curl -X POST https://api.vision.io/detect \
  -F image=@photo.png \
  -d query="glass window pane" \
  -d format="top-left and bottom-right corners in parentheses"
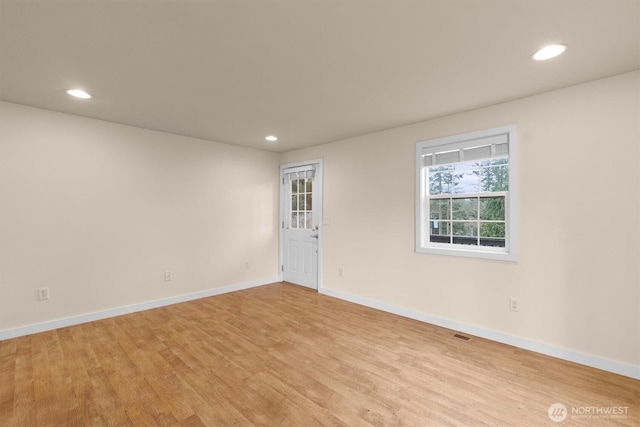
top-left (428, 165), bottom-right (453, 195)
top-left (452, 222), bottom-right (478, 246)
top-left (292, 180), bottom-right (298, 193)
top-left (306, 194), bottom-right (312, 211)
top-left (452, 222), bottom-right (478, 237)
top-left (291, 195), bottom-right (298, 211)
top-left (495, 165), bottom-right (509, 191)
top-left (480, 223), bottom-right (506, 247)
top-left (452, 198), bottom-right (478, 220)
top-left (291, 212), bottom-right (298, 229)
top-left (454, 162), bottom-right (475, 173)
top-left (429, 171), bottom-right (452, 195)
top-left (305, 212), bottom-right (313, 229)
top-left (298, 194), bottom-right (305, 211)
top-left (480, 222), bottom-right (505, 238)
top-left (480, 165), bottom-right (509, 192)
top-left (430, 199), bottom-right (450, 220)
top-left (453, 166), bottom-right (479, 194)
top-left (479, 197), bottom-right (505, 221)
top-left (430, 220), bottom-right (451, 236)
top-left (306, 179), bottom-right (312, 192)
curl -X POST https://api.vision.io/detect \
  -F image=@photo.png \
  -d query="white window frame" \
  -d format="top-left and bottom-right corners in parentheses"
top-left (415, 125), bottom-right (518, 261)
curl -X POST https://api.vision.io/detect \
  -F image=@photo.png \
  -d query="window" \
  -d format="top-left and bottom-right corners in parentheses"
top-left (285, 166), bottom-right (315, 230)
top-left (290, 178), bottom-right (313, 229)
top-left (416, 125), bottom-right (518, 261)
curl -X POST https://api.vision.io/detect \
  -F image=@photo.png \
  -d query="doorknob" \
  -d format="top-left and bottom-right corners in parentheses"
top-left (310, 234), bottom-right (319, 238)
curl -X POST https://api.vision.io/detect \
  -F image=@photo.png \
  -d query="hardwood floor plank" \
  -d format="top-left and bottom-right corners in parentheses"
top-left (0, 352), bottom-right (16, 421)
top-left (9, 337), bottom-right (36, 427)
top-left (1, 282), bottom-right (638, 426)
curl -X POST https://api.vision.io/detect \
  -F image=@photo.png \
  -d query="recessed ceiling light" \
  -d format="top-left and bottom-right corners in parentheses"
top-left (533, 44), bottom-right (567, 61)
top-left (66, 89), bottom-right (92, 99)
top-left (265, 135), bottom-right (278, 142)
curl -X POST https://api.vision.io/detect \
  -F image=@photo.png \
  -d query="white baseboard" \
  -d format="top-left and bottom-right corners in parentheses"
top-left (4, 280), bottom-right (637, 380)
top-left (319, 287), bottom-right (640, 380)
top-left (0, 277), bottom-right (279, 341)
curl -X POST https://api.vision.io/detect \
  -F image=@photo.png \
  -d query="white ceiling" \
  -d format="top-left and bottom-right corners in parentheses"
top-left (1, 0), bottom-right (638, 153)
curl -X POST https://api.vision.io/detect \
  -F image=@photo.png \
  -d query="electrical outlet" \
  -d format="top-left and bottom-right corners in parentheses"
top-left (244, 260), bottom-right (250, 269)
top-left (164, 271), bottom-right (172, 282)
top-left (338, 267), bottom-right (344, 277)
top-left (509, 297), bottom-right (520, 312)
top-left (38, 287), bottom-right (49, 301)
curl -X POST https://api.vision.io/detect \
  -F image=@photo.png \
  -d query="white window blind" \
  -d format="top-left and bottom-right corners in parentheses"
top-left (422, 133), bottom-right (509, 167)
top-left (284, 165), bottom-right (316, 181)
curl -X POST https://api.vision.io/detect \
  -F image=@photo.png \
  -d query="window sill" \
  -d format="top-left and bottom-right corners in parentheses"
top-left (416, 245), bottom-right (517, 262)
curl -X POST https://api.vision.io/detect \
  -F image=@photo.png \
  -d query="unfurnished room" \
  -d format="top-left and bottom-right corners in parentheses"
top-left (0, 0), bottom-right (639, 426)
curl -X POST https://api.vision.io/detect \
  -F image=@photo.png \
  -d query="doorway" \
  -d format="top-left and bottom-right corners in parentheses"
top-left (280, 160), bottom-right (323, 289)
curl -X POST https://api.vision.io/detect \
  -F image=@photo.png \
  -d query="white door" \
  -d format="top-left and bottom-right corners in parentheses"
top-left (281, 162), bottom-right (321, 289)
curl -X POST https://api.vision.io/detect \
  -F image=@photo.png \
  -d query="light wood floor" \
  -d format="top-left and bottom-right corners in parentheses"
top-left (1, 282), bottom-right (638, 426)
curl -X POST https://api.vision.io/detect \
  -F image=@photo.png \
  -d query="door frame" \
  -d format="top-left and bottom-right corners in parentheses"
top-left (279, 159), bottom-right (323, 290)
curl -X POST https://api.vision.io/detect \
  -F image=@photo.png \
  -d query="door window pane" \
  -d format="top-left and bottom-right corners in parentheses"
top-left (288, 176), bottom-right (314, 230)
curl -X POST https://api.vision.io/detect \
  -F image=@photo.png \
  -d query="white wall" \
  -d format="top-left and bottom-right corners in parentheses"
top-left (0, 101), bottom-right (280, 331)
top-left (282, 71), bottom-right (640, 374)
top-left (1, 72), bottom-right (638, 377)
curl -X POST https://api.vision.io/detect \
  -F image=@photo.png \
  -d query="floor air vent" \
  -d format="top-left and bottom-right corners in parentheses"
top-left (453, 333), bottom-right (471, 341)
